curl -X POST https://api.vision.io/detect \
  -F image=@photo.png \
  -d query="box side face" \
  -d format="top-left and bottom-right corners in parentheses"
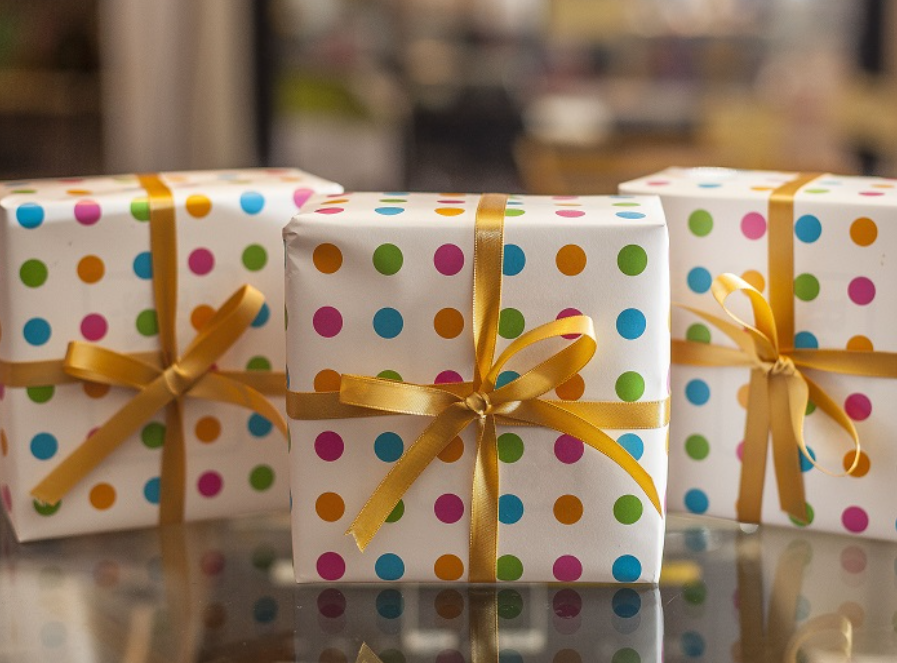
top-left (287, 193), bottom-right (669, 582)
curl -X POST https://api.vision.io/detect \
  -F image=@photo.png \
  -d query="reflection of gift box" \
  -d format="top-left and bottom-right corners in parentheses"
top-left (0, 169), bottom-right (342, 541)
top-left (621, 169), bottom-right (897, 540)
top-left (285, 193), bottom-right (670, 582)
top-left (294, 585), bottom-right (663, 662)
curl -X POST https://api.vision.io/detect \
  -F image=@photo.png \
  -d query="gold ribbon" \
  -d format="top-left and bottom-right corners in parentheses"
top-left (671, 173), bottom-right (897, 524)
top-left (0, 174), bottom-right (286, 522)
top-left (288, 193), bottom-right (668, 582)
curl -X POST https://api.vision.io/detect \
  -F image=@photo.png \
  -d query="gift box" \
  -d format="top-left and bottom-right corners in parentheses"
top-left (0, 168), bottom-right (343, 541)
top-left (285, 192), bottom-right (670, 582)
top-left (294, 585), bottom-right (664, 663)
top-left (620, 168), bottom-right (897, 540)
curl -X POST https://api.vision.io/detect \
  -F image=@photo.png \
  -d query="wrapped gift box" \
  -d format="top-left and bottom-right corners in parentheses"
top-left (621, 169), bottom-right (897, 540)
top-left (0, 169), bottom-right (343, 541)
top-left (285, 192), bottom-right (670, 582)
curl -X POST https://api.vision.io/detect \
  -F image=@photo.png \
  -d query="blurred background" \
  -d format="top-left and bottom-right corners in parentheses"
top-left (1, 0), bottom-right (895, 193)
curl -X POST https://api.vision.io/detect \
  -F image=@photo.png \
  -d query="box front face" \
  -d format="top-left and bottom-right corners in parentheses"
top-left (286, 193), bottom-right (670, 583)
top-left (0, 169), bottom-right (342, 540)
top-left (621, 169), bottom-right (897, 540)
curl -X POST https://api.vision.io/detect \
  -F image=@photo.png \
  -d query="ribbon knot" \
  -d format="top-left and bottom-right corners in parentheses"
top-left (464, 391), bottom-right (493, 417)
top-left (763, 355), bottom-right (796, 378)
top-left (162, 363), bottom-right (195, 397)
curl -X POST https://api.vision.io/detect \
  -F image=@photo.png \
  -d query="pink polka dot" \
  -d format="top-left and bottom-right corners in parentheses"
top-left (317, 588), bottom-right (346, 618)
top-left (555, 435), bottom-right (584, 464)
top-left (840, 545), bottom-right (867, 573)
top-left (316, 552), bottom-right (346, 580)
top-left (313, 306), bottom-right (343, 337)
top-left (436, 650), bottom-right (465, 663)
top-left (188, 248), bottom-right (215, 275)
top-left (434, 244), bottom-right (464, 276)
top-left (740, 212), bottom-right (767, 240)
top-left (848, 277), bottom-right (875, 305)
top-left (553, 555), bottom-right (583, 582)
top-left (435, 370), bottom-right (463, 384)
top-left (647, 180), bottom-right (670, 186)
top-left (80, 313), bottom-right (108, 341)
top-left (315, 431), bottom-right (344, 461)
top-left (74, 200), bottom-right (101, 225)
top-left (200, 551), bottom-right (226, 576)
top-left (859, 191), bottom-right (884, 196)
top-left (434, 493), bottom-right (464, 523)
top-left (316, 207), bottom-right (344, 215)
top-left (552, 588), bottom-right (582, 617)
top-left (842, 506), bottom-right (869, 533)
top-left (437, 199), bottom-right (465, 204)
top-left (736, 441), bottom-right (744, 461)
top-left (844, 393), bottom-right (871, 421)
top-left (293, 188), bottom-right (314, 207)
top-left (1, 485), bottom-right (11, 512)
top-left (555, 210), bottom-right (585, 218)
top-left (556, 307), bottom-right (583, 340)
top-left (197, 471), bottom-right (223, 497)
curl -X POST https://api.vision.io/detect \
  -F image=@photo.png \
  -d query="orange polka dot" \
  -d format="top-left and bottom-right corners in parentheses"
top-left (1, 429), bottom-right (7, 457)
top-left (741, 270), bottom-right (765, 293)
top-left (191, 305), bottom-right (215, 332)
top-left (66, 189), bottom-right (91, 195)
top-left (89, 483), bottom-right (116, 510)
top-left (737, 383), bottom-right (750, 408)
top-left (314, 369), bottom-right (341, 392)
top-left (434, 554), bottom-right (464, 581)
top-left (555, 374), bottom-right (585, 400)
top-left (838, 601), bottom-right (865, 628)
top-left (844, 450), bottom-right (870, 477)
top-left (186, 194), bottom-right (212, 218)
top-left (195, 416), bottom-right (221, 443)
top-left (313, 243), bottom-right (343, 274)
top-left (435, 207), bottom-right (464, 216)
top-left (315, 492), bottom-right (345, 522)
top-left (435, 589), bottom-right (464, 619)
top-left (850, 217), bottom-right (877, 246)
top-left (847, 335), bottom-right (873, 351)
top-left (871, 183), bottom-right (894, 188)
top-left (554, 495), bottom-right (583, 524)
top-left (83, 382), bottom-right (110, 399)
top-left (556, 244), bottom-right (587, 276)
top-left (434, 308), bottom-right (464, 339)
top-left (553, 650), bottom-right (583, 663)
top-left (750, 186), bottom-right (774, 191)
top-left (77, 255), bottom-right (105, 283)
top-left (438, 436), bottom-right (464, 463)
top-left (203, 603), bottom-right (227, 629)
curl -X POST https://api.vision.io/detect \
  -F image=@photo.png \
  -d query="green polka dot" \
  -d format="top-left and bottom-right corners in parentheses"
top-left (504, 208), bottom-right (525, 217)
top-left (252, 545), bottom-right (277, 571)
top-left (377, 370), bottom-right (403, 382)
top-left (33, 500), bottom-right (61, 516)
top-left (498, 433), bottom-right (524, 463)
top-left (249, 465), bottom-right (275, 491)
top-left (615, 372), bottom-right (645, 402)
top-left (683, 580), bottom-right (707, 605)
top-left (794, 274), bottom-right (820, 301)
top-left (685, 324), bottom-right (711, 344)
top-left (496, 554), bottom-right (523, 581)
top-left (373, 244), bottom-right (403, 275)
top-left (688, 209), bottom-right (713, 237)
top-left (284, 306), bottom-right (288, 330)
top-left (497, 589), bottom-right (523, 619)
top-left (242, 244), bottom-right (268, 271)
top-left (613, 495), bottom-right (643, 524)
top-left (136, 309), bottom-right (158, 336)
top-left (617, 245), bottom-right (648, 276)
top-left (141, 422), bottom-right (165, 449)
top-left (685, 434), bottom-right (709, 460)
top-left (26, 385), bottom-right (54, 403)
top-left (246, 356), bottom-right (272, 371)
top-left (613, 202), bottom-right (641, 207)
top-left (806, 401), bottom-right (816, 416)
top-left (131, 197), bottom-right (150, 221)
top-left (805, 189), bottom-right (829, 194)
top-left (611, 648), bottom-right (641, 663)
top-left (19, 259), bottom-right (48, 287)
top-left (385, 500), bottom-right (404, 523)
top-left (378, 650), bottom-right (405, 663)
top-left (498, 308), bottom-right (525, 339)
top-left (788, 502), bottom-right (814, 527)
top-left (11, 188), bottom-right (36, 193)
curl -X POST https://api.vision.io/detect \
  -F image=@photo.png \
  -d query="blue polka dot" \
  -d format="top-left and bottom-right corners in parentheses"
top-left (499, 494), bottom-right (524, 524)
top-left (240, 191), bottom-right (265, 214)
top-left (612, 588), bottom-right (641, 618)
top-left (374, 432), bottom-right (404, 463)
top-left (248, 414), bottom-right (273, 437)
top-left (144, 478), bottom-right (160, 504)
top-left (251, 302), bottom-right (270, 328)
top-left (687, 267), bottom-right (712, 294)
top-left (503, 244), bottom-right (526, 276)
top-left (681, 631), bottom-right (706, 657)
top-left (376, 589), bottom-right (404, 619)
top-left (495, 371), bottom-right (520, 388)
top-left (133, 252), bottom-right (153, 279)
top-left (373, 308), bottom-right (404, 339)
top-left (384, 192), bottom-right (408, 196)
top-left (16, 203), bottom-right (44, 228)
top-left (23, 317), bottom-right (51, 346)
top-left (684, 528), bottom-right (709, 552)
top-left (616, 211), bottom-right (646, 219)
top-left (685, 379), bottom-right (710, 405)
top-left (616, 308), bottom-right (646, 340)
top-left (612, 555), bottom-right (642, 583)
top-left (617, 433), bottom-right (644, 460)
top-left (375, 553), bottom-right (405, 580)
top-left (684, 488), bottom-right (709, 514)
top-left (375, 207), bottom-right (404, 215)
top-left (794, 331), bottom-right (818, 349)
top-left (795, 595), bottom-right (811, 621)
top-left (698, 183), bottom-right (721, 188)
top-left (794, 214), bottom-right (822, 243)
top-left (252, 596), bottom-right (278, 623)
top-left (30, 433), bottom-right (58, 460)
top-left (799, 446), bottom-right (816, 473)
top-left (498, 651), bottom-right (523, 663)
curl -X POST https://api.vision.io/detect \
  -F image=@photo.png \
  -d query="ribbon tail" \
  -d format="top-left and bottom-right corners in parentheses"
top-left (189, 373), bottom-right (288, 436)
top-left (468, 416), bottom-right (499, 583)
top-left (802, 374), bottom-right (861, 475)
top-left (159, 399), bottom-right (186, 525)
top-left (784, 614), bottom-right (853, 663)
top-left (769, 374), bottom-right (809, 523)
top-left (735, 533), bottom-right (767, 662)
top-left (737, 370), bottom-right (772, 524)
top-left (470, 588), bottom-right (499, 663)
top-left (767, 539), bottom-right (812, 657)
top-left (355, 643), bottom-right (383, 663)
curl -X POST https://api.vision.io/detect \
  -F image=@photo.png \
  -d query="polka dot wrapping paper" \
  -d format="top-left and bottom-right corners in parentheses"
top-left (620, 168), bottom-right (897, 540)
top-left (0, 169), bottom-right (343, 541)
top-left (285, 193), bottom-right (670, 583)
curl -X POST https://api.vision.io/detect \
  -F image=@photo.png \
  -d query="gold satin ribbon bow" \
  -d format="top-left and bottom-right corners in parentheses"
top-left (288, 193), bottom-right (668, 582)
top-left (671, 173), bottom-right (897, 525)
top-left (0, 174), bottom-right (286, 523)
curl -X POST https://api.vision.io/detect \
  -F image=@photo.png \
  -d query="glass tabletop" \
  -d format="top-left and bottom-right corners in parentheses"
top-left (1, 512), bottom-right (895, 662)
